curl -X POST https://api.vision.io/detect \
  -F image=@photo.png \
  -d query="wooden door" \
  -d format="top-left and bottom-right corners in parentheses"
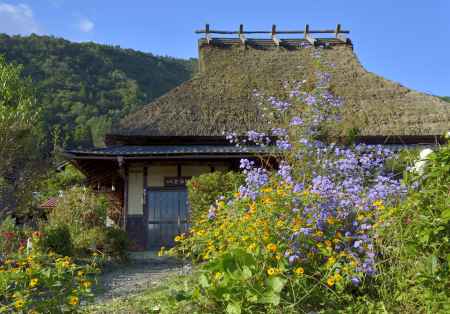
top-left (147, 189), bottom-right (189, 249)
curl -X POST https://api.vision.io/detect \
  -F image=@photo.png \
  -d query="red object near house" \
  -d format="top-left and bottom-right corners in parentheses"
top-left (39, 197), bottom-right (58, 209)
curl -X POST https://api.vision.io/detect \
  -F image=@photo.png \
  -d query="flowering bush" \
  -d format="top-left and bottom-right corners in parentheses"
top-left (169, 48), bottom-right (407, 312)
top-left (374, 142), bottom-right (450, 312)
top-left (0, 216), bottom-right (30, 258)
top-left (187, 171), bottom-right (244, 223)
top-left (0, 234), bottom-right (99, 313)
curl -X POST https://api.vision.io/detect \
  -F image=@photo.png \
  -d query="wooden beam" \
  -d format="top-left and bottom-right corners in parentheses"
top-left (239, 24), bottom-right (246, 45)
top-left (271, 24), bottom-right (281, 46)
top-left (205, 23), bottom-right (212, 44)
top-left (304, 24), bottom-right (316, 46)
top-left (335, 23), bottom-right (347, 42)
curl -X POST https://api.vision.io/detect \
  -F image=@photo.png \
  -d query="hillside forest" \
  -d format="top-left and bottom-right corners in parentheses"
top-left (0, 34), bottom-right (195, 150)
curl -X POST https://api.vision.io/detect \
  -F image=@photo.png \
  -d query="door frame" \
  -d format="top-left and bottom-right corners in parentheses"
top-left (144, 187), bottom-right (189, 248)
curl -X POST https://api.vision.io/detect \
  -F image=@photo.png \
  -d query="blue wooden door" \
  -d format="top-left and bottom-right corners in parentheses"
top-left (147, 189), bottom-right (189, 248)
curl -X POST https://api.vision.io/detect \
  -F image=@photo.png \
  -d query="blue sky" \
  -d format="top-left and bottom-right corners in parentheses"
top-left (0, 0), bottom-right (449, 96)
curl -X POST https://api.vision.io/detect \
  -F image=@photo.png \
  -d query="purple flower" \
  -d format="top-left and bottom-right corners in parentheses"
top-left (290, 117), bottom-right (303, 126)
top-left (276, 139), bottom-right (292, 151)
top-left (277, 161), bottom-right (293, 184)
top-left (304, 95), bottom-right (316, 105)
top-left (351, 277), bottom-right (361, 286)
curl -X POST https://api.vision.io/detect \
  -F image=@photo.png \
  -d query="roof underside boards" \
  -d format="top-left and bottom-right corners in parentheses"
top-left (114, 39), bottom-right (449, 137)
top-left (65, 145), bottom-right (275, 157)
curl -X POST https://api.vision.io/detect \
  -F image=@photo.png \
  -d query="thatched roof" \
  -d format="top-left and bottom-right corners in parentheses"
top-left (115, 37), bottom-right (449, 137)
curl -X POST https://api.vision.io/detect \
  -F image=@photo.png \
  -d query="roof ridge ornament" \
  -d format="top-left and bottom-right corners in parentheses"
top-left (196, 24), bottom-right (351, 47)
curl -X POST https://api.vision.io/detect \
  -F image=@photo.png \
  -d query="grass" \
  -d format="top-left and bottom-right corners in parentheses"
top-left (84, 273), bottom-right (200, 314)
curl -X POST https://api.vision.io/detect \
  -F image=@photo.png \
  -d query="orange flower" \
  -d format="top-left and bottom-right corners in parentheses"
top-left (266, 243), bottom-right (277, 253)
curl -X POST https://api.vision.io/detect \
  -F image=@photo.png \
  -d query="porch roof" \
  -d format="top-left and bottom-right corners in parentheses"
top-left (65, 144), bottom-right (275, 158)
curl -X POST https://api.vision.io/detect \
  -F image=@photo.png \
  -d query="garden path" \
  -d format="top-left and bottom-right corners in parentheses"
top-left (93, 252), bottom-right (186, 303)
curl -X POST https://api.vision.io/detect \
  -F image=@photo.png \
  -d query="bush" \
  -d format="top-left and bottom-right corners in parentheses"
top-left (375, 143), bottom-right (450, 312)
top-left (187, 171), bottom-right (244, 222)
top-left (0, 216), bottom-right (31, 258)
top-left (39, 224), bottom-right (73, 256)
top-left (0, 243), bottom-right (99, 313)
top-left (101, 227), bottom-right (130, 261)
top-left (46, 186), bottom-right (109, 255)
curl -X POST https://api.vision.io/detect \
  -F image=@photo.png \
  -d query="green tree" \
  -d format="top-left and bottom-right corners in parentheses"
top-left (0, 56), bottom-right (44, 219)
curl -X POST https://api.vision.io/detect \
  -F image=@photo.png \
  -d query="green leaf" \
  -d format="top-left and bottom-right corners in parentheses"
top-left (198, 274), bottom-right (209, 288)
top-left (226, 302), bottom-right (241, 314)
top-left (258, 291), bottom-right (281, 306)
top-left (266, 276), bottom-right (286, 293)
top-left (240, 266), bottom-right (252, 280)
top-left (441, 208), bottom-right (450, 220)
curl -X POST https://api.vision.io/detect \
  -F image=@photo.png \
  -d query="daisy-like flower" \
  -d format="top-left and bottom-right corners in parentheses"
top-left (266, 243), bottom-right (277, 253)
top-left (68, 295), bottom-right (79, 305)
top-left (29, 278), bottom-right (39, 288)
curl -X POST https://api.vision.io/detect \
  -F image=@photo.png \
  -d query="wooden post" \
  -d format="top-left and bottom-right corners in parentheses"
top-left (205, 23), bottom-right (212, 44)
top-left (239, 24), bottom-right (246, 45)
top-left (335, 23), bottom-right (341, 37)
top-left (335, 23), bottom-right (347, 42)
top-left (272, 24), bottom-right (280, 46)
top-left (304, 24), bottom-right (316, 46)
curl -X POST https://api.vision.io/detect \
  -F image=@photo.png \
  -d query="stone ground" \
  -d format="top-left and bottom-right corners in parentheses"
top-left (93, 252), bottom-right (187, 303)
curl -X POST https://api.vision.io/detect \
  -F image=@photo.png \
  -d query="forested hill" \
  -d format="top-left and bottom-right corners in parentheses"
top-left (0, 34), bottom-right (196, 148)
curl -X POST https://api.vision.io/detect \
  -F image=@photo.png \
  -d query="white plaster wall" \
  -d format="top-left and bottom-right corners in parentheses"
top-left (127, 168), bottom-right (143, 215)
top-left (147, 165), bottom-right (177, 187)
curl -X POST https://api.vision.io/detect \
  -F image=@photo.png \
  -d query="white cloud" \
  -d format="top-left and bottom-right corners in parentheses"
top-left (0, 2), bottom-right (42, 35)
top-left (78, 17), bottom-right (94, 33)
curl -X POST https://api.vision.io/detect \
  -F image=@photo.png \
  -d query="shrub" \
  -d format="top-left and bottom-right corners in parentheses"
top-left (0, 216), bottom-right (30, 257)
top-left (38, 224), bottom-right (73, 256)
top-left (0, 244), bottom-right (99, 313)
top-left (46, 186), bottom-right (109, 255)
top-left (101, 227), bottom-right (130, 261)
top-left (169, 51), bottom-right (407, 313)
top-left (375, 143), bottom-right (450, 312)
top-left (187, 171), bottom-right (244, 222)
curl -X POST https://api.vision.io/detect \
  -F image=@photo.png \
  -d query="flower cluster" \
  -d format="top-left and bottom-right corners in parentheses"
top-left (171, 48), bottom-right (407, 312)
top-left (0, 233), bottom-right (99, 313)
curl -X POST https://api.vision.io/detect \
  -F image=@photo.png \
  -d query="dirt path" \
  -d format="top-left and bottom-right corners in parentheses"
top-left (93, 253), bottom-right (186, 303)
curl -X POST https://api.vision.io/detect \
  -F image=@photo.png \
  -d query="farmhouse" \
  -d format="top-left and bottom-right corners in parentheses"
top-left (64, 25), bottom-right (449, 250)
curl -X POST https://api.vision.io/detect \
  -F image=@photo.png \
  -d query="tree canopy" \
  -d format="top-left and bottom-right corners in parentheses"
top-left (0, 33), bottom-right (196, 149)
top-left (0, 56), bottom-right (44, 218)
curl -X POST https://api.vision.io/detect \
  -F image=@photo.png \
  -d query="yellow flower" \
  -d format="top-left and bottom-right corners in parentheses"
top-left (267, 268), bottom-right (278, 276)
top-left (247, 243), bottom-right (257, 251)
top-left (214, 272), bottom-right (223, 280)
top-left (261, 187), bottom-right (273, 193)
top-left (324, 240), bottom-right (332, 247)
top-left (294, 267), bottom-right (304, 276)
top-left (249, 202), bottom-right (257, 213)
top-left (68, 295), bottom-right (79, 305)
top-left (15, 299), bottom-right (25, 309)
top-left (326, 256), bottom-right (336, 268)
top-left (174, 235), bottom-right (182, 242)
top-left (29, 278), bottom-right (39, 288)
top-left (334, 273), bottom-right (343, 282)
top-left (327, 276), bottom-right (335, 287)
top-left (266, 243), bottom-right (277, 253)
top-left (81, 280), bottom-right (92, 289)
top-left (77, 271), bottom-right (85, 277)
top-left (327, 217), bottom-right (335, 225)
top-left (373, 200), bottom-right (385, 209)
top-left (262, 197), bottom-right (273, 205)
